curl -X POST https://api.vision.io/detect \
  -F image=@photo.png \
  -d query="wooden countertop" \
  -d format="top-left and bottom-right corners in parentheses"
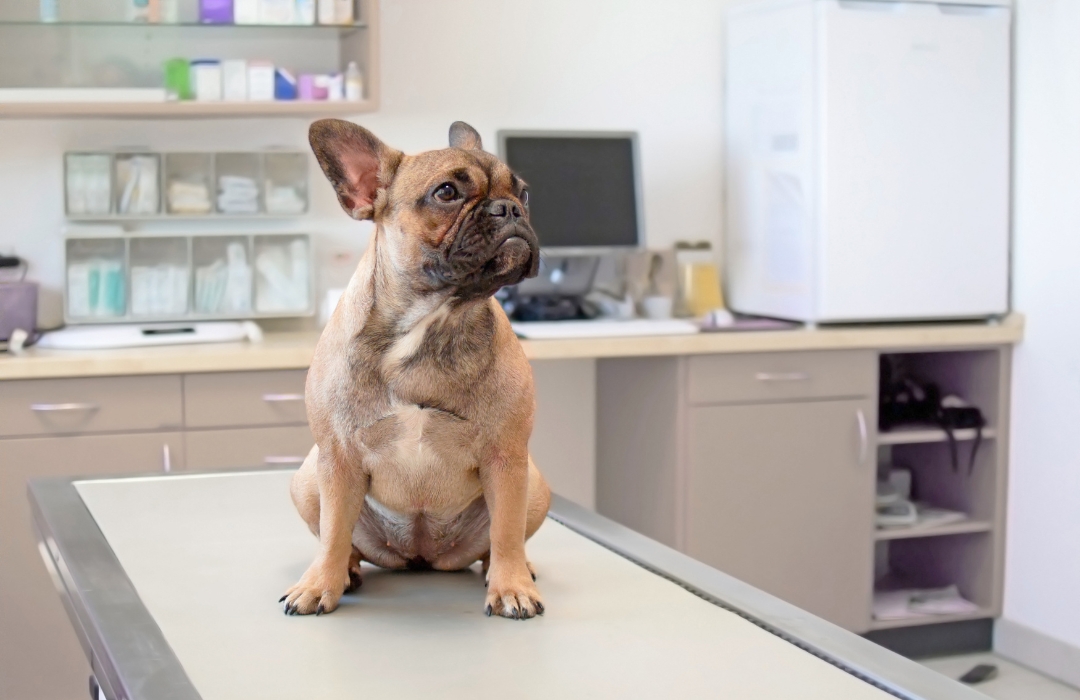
top-left (0, 314), bottom-right (1024, 381)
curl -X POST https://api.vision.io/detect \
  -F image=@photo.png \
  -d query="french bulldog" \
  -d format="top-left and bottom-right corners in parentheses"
top-left (282, 119), bottom-right (551, 620)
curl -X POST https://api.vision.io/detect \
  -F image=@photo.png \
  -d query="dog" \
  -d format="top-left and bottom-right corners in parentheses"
top-left (281, 119), bottom-right (551, 620)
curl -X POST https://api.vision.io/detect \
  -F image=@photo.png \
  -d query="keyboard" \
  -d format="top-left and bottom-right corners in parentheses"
top-left (511, 318), bottom-right (700, 340)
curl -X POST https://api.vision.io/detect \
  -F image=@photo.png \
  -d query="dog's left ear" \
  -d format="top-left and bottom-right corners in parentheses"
top-left (449, 121), bottom-right (483, 151)
top-left (309, 119), bottom-right (403, 220)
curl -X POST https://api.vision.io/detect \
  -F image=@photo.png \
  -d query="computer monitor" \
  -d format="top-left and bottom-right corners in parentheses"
top-left (497, 131), bottom-right (643, 254)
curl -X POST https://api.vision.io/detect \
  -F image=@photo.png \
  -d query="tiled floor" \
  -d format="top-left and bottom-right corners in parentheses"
top-left (921, 653), bottom-right (1080, 700)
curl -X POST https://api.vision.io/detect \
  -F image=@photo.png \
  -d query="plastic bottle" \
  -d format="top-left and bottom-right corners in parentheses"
top-left (345, 61), bottom-right (363, 101)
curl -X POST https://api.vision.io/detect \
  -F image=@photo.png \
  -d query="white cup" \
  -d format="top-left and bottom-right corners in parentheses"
top-left (641, 295), bottom-right (674, 320)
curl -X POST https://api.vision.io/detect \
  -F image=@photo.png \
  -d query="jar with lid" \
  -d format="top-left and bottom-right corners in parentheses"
top-left (674, 241), bottom-right (725, 318)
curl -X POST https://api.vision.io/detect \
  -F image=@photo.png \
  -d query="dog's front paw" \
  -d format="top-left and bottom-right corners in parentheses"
top-left (485, 567), bottom-right (544, 620)
top-left (280, 563), bottom-right (351, 616)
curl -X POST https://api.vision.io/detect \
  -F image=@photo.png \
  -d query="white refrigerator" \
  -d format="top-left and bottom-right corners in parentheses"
top-left (724, 0), bottom-right (1011, 323)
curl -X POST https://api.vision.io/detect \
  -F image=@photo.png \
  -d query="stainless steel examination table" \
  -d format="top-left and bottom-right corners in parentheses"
top-left (28, 470), bottom-right (985, 700)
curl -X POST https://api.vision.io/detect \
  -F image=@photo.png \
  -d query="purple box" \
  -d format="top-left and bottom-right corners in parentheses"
top-left (200, 0), bottom-right (233, 24)
top-left (298, 74), bottom-right (316, 101)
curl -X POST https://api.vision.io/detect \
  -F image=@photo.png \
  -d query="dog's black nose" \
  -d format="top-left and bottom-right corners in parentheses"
top-left (485, 199), bottom-right (523, 220)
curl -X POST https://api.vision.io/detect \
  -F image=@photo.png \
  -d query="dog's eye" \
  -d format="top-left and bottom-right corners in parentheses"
top-left (433, 183), bottom-right (459, 202)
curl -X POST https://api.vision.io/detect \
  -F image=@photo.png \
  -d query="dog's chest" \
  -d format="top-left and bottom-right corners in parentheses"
top-left (357, 403), bottom-right (481, 511)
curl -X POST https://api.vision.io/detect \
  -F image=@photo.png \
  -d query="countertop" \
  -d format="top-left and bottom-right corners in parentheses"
top-left (0, 314), bottom-right (1024, 381)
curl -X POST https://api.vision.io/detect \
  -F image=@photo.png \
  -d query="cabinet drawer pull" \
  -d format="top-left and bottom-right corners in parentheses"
top-left (30, 402), bottom-right (99, 412)
top-left (163, 444), bottom-right (173, 473)
top-left (754, 372), bottom-right (810, 382)
top-left (262, 393), bottom-right (305, 403)
top-left (264, 456), bottom-right (306, 465)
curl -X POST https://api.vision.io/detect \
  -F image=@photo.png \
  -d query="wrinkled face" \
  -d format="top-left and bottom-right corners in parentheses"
top-left (388, 149), bottom-right (538, 299)
top-left (309, 119), bottom-right (539, 301)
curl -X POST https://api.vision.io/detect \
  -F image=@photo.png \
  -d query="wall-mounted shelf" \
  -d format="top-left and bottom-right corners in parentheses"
top-left (0, 99), bottom-right (376, 119)
top-left (0, 0), bottom-right (379, 119)
top-left (877, 426), bottom-right (996, 445)
top-left (874, 520), bottom-right (993, 541)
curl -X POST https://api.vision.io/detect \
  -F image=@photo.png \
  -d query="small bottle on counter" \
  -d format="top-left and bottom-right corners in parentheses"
top-left (345, 61), bottom-right (363, 101)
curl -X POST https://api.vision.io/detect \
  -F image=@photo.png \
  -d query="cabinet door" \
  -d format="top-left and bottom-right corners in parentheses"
top-left (687, 399), bottom-right (874, 631)
top-left (0, 432), bottom-right (183, 700)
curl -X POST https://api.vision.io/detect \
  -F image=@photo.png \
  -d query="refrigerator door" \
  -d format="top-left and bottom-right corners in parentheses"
top-left (816, 0), bottom-right (1010, 321)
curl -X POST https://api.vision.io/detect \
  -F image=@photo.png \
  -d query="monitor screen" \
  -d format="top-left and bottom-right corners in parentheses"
top-left (501, 133), bottom-right (640, 250)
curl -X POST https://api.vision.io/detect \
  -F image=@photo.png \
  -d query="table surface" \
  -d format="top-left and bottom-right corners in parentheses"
top-left (30, 470), bottom-right (987, 700)
top-left (2, 314), bottom-right (1023, 380)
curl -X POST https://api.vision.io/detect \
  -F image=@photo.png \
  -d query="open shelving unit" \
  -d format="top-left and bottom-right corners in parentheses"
top-left (866, 349), bottom-right (1010, 636)
top-left (0, 0), bottom-right (379, 118)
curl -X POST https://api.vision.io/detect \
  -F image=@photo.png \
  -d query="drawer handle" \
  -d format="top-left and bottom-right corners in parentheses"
top-left (262, 393), bottom-right (305, 403)
top-left (30, 402), bottom-right (100, 412)
top-left (856, 409), bottom-right (869, 466)
top-left (754, 372), bottom-right (809, 382)
top-left (264, 456), bottom-right (307, 465)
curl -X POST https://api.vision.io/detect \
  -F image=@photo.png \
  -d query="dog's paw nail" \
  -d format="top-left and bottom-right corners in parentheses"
top-left (278, 595), bottom-right (288, 603)
top-left (316, 604), bottom-right (325, 616)
top-left (484, 604), bottom-right (492, 617)
top-left (531, 572), bottom-right (537, 581)
top-left (535, 601), bottom-right (545, 615)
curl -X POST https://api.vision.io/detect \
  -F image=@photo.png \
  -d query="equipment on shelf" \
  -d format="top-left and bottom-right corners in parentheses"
top-left (879, 356), bottom-right (987, 474)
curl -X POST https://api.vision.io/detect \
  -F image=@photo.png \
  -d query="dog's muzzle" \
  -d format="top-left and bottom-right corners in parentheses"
top-left (434, 198), bottom-right (539, 298)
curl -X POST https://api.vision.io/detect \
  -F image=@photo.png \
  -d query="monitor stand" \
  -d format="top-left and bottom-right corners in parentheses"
top-left (499, 254), bottom-right (602, 322)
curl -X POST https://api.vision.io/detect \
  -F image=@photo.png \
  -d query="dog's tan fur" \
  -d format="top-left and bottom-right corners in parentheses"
top-left (281, 119), bottom-right (550, 620)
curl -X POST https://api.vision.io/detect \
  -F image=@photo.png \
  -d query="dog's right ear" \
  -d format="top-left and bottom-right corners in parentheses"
top-left (309, 119), bottom-right (403, 220)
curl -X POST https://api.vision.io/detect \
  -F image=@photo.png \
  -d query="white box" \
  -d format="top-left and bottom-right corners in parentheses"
top-left (247, 62), bottom-right (276, 102)
top-left (222, 60), bottom-right (248, 101)
top-left (725, 0), bottom-right (1011, 323)
top-left (191, 60), bottom-right (223, 102)
top-left (234, 0), bottom-right (259, 24)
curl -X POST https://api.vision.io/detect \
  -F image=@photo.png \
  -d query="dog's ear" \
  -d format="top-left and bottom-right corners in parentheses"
top-left (449, 121), bottom-right (483, 151)
top-left (309, 119), bottom-right (403, 220)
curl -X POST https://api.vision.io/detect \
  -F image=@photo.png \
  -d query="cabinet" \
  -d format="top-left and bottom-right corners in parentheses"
top-left (0, 369), bottom-right (310, 700)
top-left (686, 400), bottom-right (874, 631)
top-left (598, 346), bottom-right (1011, 639)
top-left (0, 432), bottom-right (182, 700)
top-left (598, 350), bottom-right (879, 631)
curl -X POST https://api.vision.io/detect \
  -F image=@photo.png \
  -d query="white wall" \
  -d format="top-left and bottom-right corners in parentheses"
top-left (1002, 0), bottom-right (1080, 678)
top-left (0, 0), bottom-right (728, 328)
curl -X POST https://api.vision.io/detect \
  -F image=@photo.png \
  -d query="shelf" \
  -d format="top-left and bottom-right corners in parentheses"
top-left (0, 19), bottom-right (365, 30)
top-left (874, 520), bottom-right (993, 541)
top-left (68, 213), bottom-right (308, 222)
top-left (0, 99), bottom-right (375, 119)
top-left (877, 425), bottom-right (996, 445)
top-left (869, 607), bottom-right (995, 631)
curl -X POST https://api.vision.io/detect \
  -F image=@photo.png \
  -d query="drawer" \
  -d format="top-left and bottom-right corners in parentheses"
top-left (184, 425), bottom-right (314, 470)
top-left (184, 370), bottom-right (308, 428)
top-left (686, 350), bottom-right (876, 405)
top-left (0, 375), bottom-right (182, 438)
